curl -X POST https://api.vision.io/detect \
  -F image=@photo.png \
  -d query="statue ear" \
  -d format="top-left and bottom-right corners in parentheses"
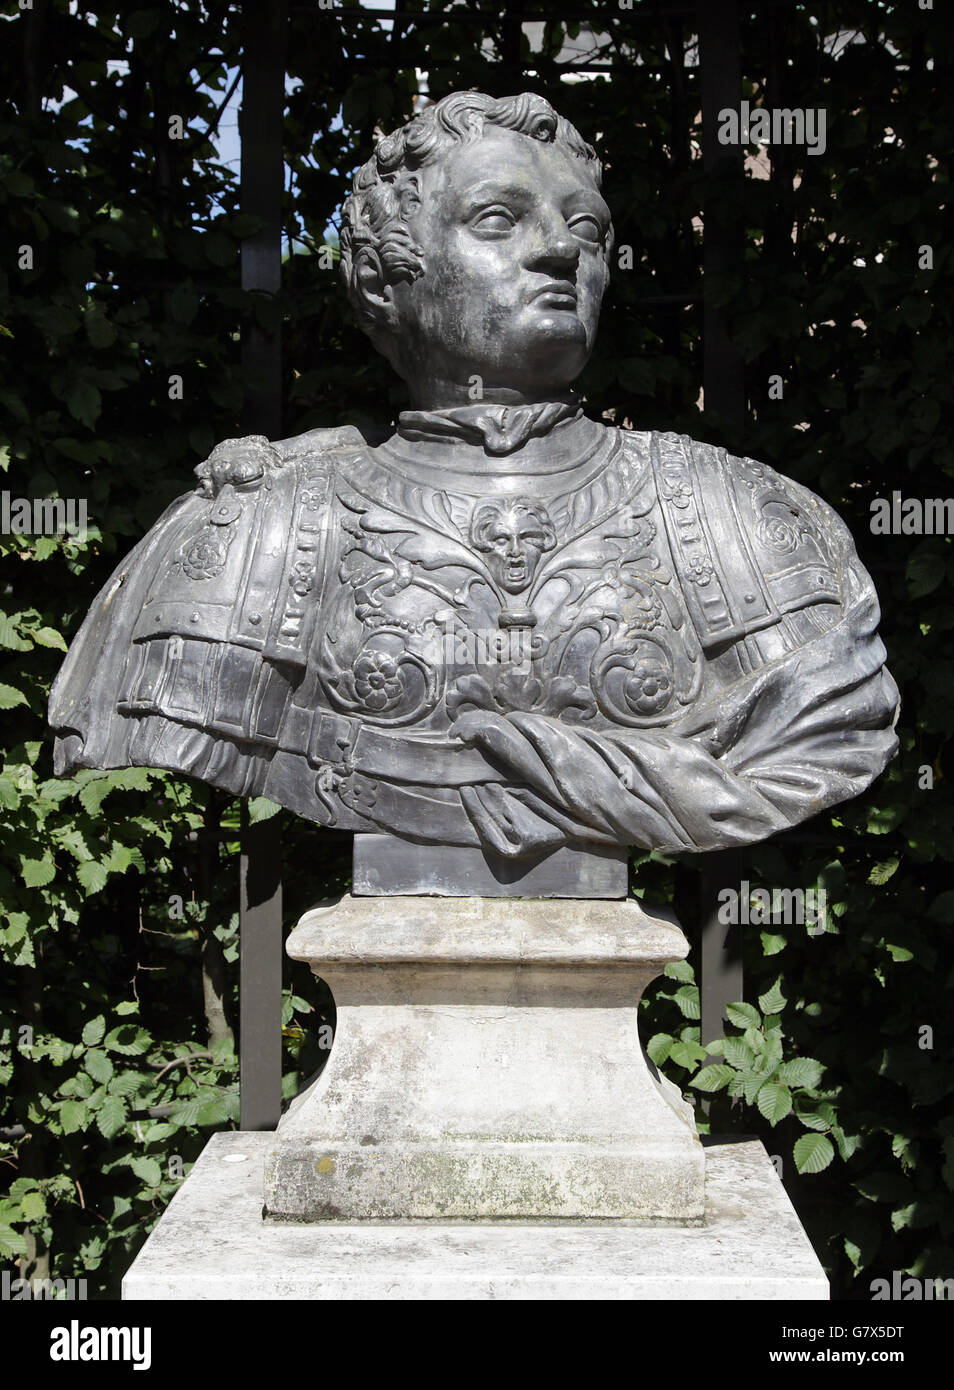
top-left (353, 248), bottom-right (398, 330)
top-left (398, 175), bottom-right (421, 221)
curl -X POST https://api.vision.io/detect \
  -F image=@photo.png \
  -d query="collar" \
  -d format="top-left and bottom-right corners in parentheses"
top-left (397, 399), bottom-right (581, 456)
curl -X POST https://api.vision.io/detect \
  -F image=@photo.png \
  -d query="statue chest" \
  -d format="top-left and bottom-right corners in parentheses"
top-left (313, 457), bottom-right (706, 733)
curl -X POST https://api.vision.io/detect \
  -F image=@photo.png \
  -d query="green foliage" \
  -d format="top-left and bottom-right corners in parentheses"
top-left (1, 0), bottom-right (952, 1300)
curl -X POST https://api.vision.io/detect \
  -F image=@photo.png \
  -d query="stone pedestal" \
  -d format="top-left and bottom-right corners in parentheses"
top-left (123, 1132), bottom-right (829, 1300)
top-left (263, 894), bottom-right (705, 1223)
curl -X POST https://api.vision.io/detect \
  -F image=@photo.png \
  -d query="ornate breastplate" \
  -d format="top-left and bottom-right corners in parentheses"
top-left (315, 431), bottom-right (704, 735)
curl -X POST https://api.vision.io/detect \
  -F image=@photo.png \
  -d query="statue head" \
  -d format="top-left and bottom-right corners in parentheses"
top-left (470, 495), bottom-right (557, 594)
top-left (340, 91), bottom-right (613, 408)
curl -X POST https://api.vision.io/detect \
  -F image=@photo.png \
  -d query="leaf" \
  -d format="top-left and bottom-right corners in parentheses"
top-left (663, 959), bottom-right (694, 983)
top-left (0, 1225), bottom-right (27, 1260)
top-left (21, 854), bottom-right (55, 887)
top-left (646, 1033), bottom-right (673, 1065)
top-left (795, 1103), bottom-right (833, 1132)
top-left (168, 1096), bottom-right (203, 1126)
top-left (108, 1070), bottom-right (147, 1098)
top-left (722, 1035), bottom-right (757, 1071)
top-left (95, 1095), bottom-right (127, 1139)
top-left (756, 1082), bottom-right (792, 1124)
top-left (906, 551), bottom-right (945, 599)
top-left (758, 979), bottom-right (787, 1016)
top-left (65, 380), bottom-right (102, 429)
top-left (196, 1094), bottom-right (232, 1125)
top-left (777, 1058), bottom-right (825, 1088)
top-left (854, 1171), bottom-right (912, 1204)
top-left (20, 1190), bottom-right (46, 1221)
top-left (84, 1049), bottom-right (114, 1084)
top-left (60, 1100), bottom-right (88, 1135)
top-left (81, 1016), bottom-right (106, 1047)
top-left (77, 778), bottom-right (112, 815)
top-left (85, 311), bottom-right (117, 349)
top-left (886, 943), bottom-right (913, 962)
top-left (760, 931), bottom-right (786, 955)
top-left (0, 613), bottom-right (33, 650)
top-left (673, 984), bottom-right (700, 1019)
top-left (669, 1039), bottom-right (707, 1069)
top-left (725, 1001), bottom-right (761, 1029)
top-left (130, 1156), bottom-right (162, 1188)
top-left (104, 1025), bottom-right (151, 1056)
top-left (868, 857), bottom-right (900, 886)
top-left (77, 859), bottom-right (109, 895)
top-left (31, 626), bottom-right (67, 651)
top-left (793, 1133), bottom-right (835, 1175)
top-left (0, 683), bottom-right (27, 710)
top-left (690, 1064), bottom-right (734, 1092)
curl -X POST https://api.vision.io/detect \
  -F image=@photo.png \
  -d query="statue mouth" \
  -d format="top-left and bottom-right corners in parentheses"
top-left (530, 280), bottom-right (578, 310)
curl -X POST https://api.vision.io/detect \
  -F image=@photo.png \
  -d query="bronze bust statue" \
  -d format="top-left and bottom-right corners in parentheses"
top-left (49, 91), bottom-right (899, 891)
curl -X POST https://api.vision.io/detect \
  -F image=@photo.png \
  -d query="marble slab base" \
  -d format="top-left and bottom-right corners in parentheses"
top-left (123, 1132), bottom-right (829, 1300)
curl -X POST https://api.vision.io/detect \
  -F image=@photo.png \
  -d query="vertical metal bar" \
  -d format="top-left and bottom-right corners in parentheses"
top-left (697, 0), bottom-right (746, 1041)
top-left (240, 809), bottom-right (284, 1131)
top-left (238, 0), bottom-right (288, 1131)
top-left (699, 849), bottom-right (745, 1045)
top-left (698, 0), bottom-right (745, 436)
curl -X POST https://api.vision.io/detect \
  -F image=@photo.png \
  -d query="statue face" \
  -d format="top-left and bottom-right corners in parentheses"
top-left (472, 498), bottom-right (555, 594)
top-left (392, 126), bottom-right (611, 403)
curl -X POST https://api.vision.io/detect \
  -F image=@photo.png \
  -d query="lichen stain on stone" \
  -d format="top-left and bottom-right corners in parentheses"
top-left (315, 1156), bottom-right (335, 1175)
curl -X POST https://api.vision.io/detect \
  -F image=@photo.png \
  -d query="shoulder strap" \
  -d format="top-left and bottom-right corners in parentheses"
top-left (653, 432), bottom-right (781, 650)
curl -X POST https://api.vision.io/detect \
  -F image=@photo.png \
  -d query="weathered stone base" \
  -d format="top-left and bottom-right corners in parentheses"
top-left (264, 894), bottom-right (705, 1222)
top-left (123, 1133), bottom-right (829, 1300)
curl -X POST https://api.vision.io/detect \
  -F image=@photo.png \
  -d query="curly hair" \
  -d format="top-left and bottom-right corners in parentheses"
top-left (339, 91), bottom-right (604, 358)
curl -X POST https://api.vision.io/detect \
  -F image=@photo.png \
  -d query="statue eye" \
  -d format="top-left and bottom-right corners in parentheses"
top-left (471, 206), bottom-right (517, 234)
top-left (568, 214), bottom-right (604, 244)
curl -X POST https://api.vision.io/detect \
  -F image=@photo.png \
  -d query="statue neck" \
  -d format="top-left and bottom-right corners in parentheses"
top-left (379, 402), bottom-right (611, 488)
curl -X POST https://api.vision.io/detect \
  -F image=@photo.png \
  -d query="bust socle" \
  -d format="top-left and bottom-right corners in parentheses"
top-left (49, 91), bottom-right (899, 894)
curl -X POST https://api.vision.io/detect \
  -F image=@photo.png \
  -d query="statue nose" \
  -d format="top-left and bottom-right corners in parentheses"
top-left (529, 215), bottom-right (580, 268)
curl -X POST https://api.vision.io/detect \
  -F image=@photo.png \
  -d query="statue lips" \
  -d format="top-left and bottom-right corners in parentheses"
top-left (530, 280), bottom-right (578, 311)
top-left (507, 556), bottom-right (527, 586)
